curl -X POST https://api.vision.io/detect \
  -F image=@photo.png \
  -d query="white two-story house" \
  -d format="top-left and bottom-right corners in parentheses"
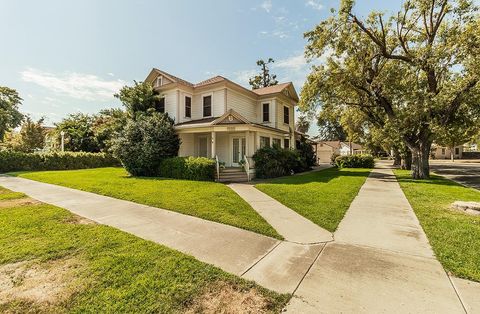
top-left (145, 68), bottom-right (298, 170)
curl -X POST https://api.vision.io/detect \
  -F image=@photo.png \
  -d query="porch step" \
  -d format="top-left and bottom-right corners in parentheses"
top-left (218, 169), bottom-right (249, 183)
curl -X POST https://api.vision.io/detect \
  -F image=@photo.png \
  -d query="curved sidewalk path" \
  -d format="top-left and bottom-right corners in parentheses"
top-left (286, 168), bottom-right (469, 313)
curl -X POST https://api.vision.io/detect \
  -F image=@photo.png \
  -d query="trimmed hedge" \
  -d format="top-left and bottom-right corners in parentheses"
top-left (0, 150), bottom-right (120, 173)
top-left (252, 146), bottom-right (310, 179)
top-left (158, 157), bottom-right (215, 181)
top-left (335, 154), bottom-right (375, 168)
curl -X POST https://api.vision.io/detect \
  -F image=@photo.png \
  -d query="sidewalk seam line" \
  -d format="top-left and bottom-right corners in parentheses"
top-left (446, 274), bottom-right (468, 314)
top-left (291, 242), bottom-right (327, 296)
top-left (240, 241), bottom-right (282, 277)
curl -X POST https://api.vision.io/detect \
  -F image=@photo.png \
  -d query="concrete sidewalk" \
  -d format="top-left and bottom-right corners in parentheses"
top-left (286, 168), bottom-right (468, 313)
top-left (228, 183), bottom-right (333, 244)
top-left (0, 175), bottom-right (327, 294)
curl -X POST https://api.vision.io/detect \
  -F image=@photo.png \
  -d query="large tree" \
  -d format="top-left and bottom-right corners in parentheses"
top-left (3, 116), bottom-right (46, 152)
top-left (249, 58), bottom-right (279, 89)
top-left (296, 114), bottom-right (311, 134)
top-left (92, 108), bottom-right (128, 152)
top-left (0, 87), bottom-right (23, 141)
top-left (115, 81), bottom-right (163, 118)
top-left (301, 0), bottom-right (480, 178)
top-left (55, 113), bottom-right (99, 152)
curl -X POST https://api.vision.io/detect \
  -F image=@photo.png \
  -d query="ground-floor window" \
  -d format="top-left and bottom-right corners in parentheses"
top-left (272, 138), bottom-right (281, 148)
top-left (260, 136), bottom-right (270, 148)
top-left (284, 138), bottom-right (290, 149)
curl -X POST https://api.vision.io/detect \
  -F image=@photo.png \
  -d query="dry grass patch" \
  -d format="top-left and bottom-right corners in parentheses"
top-left (0, 256), bottom-right (83, 307)
top-left (186, 281), bottom-right (274, 314)
top-left (63, 214), bottom-right (96, 225)
top-left (0, 197), bottom-right (40, 209)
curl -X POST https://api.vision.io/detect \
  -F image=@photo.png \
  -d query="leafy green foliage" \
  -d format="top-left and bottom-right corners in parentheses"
top-left (0, 86), bottom-right (23, 141)
top-left (296, 136), bottom-right (316, 169)
top-left (0, 151), bottom-right (119, 173)
top-left (2, 116), bottom-right (46, 152)
top-left (115, 81), bottom-right (162, 118)
top-left (15, 168), bottom-right (281, 238)
top-left (113, 112), bottom-right (180, 176)
top-left (301, 0), bottom-right (480, 179)
top-left (256, 168), bottom-right (371, 231)
top-left (91, 108), bottom-right (128, 153)
top-left (253, 146), bottom-right (309, 179)
top-left (159, 157), bottom-right (215, 181)
top-left (335, 155), bottom-right (375, 168)
top-left (248, 58), bottom-right (278, 89)
top-left (395, 170), bottom-right (480, 282)
top-left (55, 113), bottom-right (99, 152)
top-left (0, 188), bottom-right (288, 312)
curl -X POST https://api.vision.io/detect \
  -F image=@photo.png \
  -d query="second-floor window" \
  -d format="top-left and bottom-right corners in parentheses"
top-left (155, 97), bottom-right (165, 113)
top-left (185, 96), bottom-right (191, 118)
top-left (203, 95), bottom-right (212, 117)
top-left (283, 106), bottom-right (289, 124)
top-left (262, 103), bottom-right (269, 122)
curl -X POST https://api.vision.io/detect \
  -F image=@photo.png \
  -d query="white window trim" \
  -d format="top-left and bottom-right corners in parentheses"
top-left (184, 94), bottom-right (193, 119)
top-left (202, 93), bottom-right (214, 118)
top-left (262, 101), bottom-right (271, 123)
top-left (283, 105), bottom-right (290, 125)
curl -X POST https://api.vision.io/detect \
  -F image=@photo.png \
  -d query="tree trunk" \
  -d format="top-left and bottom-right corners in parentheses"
top-left (411, 141), bottom-right (432, 179)
top-left (401, 149), bottom-right (412, 170)
top-left (392, 148), bottom-right (401, 166)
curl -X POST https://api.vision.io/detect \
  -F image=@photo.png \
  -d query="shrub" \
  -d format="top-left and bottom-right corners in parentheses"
top-left (113, 112), bottom-right (180, 176)
top-left (330, 152), bottom-right (340, 165)
top-left (0, 150), bottom-right (119, 173)
top-left (158, 157), bottom-right (215, 181)
top-left (335, 154), bottom-right (375, 168)
top-left (296, 136), bottom-right (316, 168)
top-left (253, 146), bottom-right (309, 179)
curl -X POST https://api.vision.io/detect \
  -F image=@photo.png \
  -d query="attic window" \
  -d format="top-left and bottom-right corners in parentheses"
top-left (155, 76), bottom-right (163, 87)
top-left (284, 89), bottom-right (290, 96)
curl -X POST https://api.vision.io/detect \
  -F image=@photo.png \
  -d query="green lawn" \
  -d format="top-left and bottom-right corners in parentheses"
top-left (0, 187), bottom-right (288, 313)
top-left (255, 168), bottom-right (371, 232)
top-left (394, 170), bottom-right (480, 282)
top-left (13, 167), bottom-right (281, 239)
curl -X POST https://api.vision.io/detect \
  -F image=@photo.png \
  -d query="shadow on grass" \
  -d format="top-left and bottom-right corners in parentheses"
top-left (395, 173), bottom-right (463, 188)
top-left (256, 167), bottom-right (371, 185)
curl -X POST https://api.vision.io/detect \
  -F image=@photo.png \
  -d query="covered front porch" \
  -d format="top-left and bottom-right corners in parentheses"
top-left (177, 126), bottom-right (291, 167)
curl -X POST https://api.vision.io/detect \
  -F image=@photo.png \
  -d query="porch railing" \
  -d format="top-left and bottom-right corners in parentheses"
top-left (215, 155), bottom-right (220, 181)
top-left (243, 154), bottom-right (250, 182)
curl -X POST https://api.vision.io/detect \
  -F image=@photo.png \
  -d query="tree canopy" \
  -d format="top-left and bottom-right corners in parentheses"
top-left (115, 81), bottom-right (163, 118)
top-left (249, 58), bottom-right (279, 89)
top-left (3, 116), bottom-right (46, 152)
top-left (0, 86), bottom-right (23, 141)
top-left (301, 0), bottom-right (480, 178)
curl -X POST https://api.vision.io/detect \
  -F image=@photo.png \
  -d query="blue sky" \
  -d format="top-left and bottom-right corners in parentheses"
top-left (0, 0), bottom-right (396, 133)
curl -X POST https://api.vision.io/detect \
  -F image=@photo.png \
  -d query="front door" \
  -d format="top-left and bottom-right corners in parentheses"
top-left (232, 137), bottom-right (246, 167)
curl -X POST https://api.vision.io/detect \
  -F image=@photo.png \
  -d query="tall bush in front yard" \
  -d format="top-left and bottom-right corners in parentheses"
top-left (253, 146), bottom-right (308, 179)
top-left (113, 111), bottom-right (180, 176)
top-left (296, 136), bottom-right (316, 168)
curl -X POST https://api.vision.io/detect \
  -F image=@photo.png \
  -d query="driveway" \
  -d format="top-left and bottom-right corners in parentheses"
top-left (430, 160), bottom-right (480, 190)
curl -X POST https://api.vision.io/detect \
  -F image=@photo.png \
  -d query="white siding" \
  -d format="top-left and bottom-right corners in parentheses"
top-left (177, 91), bottom-right (193, 124)
top-left (178, 133), bottom-right (194, 156)
top-left (227, 89), bottom-right (257, 121)
top-left (159, 90), bottom-right (177, 122)
top-left (216, 133), bottom-right (229, 163)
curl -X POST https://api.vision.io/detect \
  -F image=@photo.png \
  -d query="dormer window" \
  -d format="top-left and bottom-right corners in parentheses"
top-left (155, 76), bottom-right (163, 87)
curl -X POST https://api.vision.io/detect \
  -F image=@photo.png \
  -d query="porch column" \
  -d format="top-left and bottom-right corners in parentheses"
top-left (245, 131), bottom-right (250, 157)
top-left (211, 131), bottom-right (216, 158)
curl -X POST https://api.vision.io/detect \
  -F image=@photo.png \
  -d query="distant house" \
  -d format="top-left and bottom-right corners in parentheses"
top-left (312, 140), bottom-right (365, 163)
top-left (431, 144), bottom-right (463, 160)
